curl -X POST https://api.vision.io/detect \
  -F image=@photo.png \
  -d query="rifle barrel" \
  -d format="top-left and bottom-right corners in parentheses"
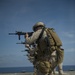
top-left (9, 33), bottom-right (16, 35)
top-left (16, 42), bottom-right (25, 44)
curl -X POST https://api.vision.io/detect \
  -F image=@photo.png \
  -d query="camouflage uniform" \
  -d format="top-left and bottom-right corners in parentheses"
top-left (25, 44), bottom-right (38, 75)
top-left (26, 44), bottom-right (64, 75)
top-left (25, 44), bottom-right (50, 75)
top-left (26, 45), bottom-right (64, 75)
top-left (50, 51), bottom-right (64, 75)
top-left (25, 22), bottom-right (64, 75)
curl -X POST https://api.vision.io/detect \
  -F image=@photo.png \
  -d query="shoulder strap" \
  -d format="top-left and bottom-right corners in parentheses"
top-left (36, 27), bottom-right (45, 43)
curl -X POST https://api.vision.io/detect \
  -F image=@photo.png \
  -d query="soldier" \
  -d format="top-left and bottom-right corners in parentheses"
top-left (25, 44), bottom-right (38, 75)
top-left (25, 44), bottom-right (65, 75)
top-left (50, 51), bottom-right (65, 75)
top-left (25, 22), bottom-right (64, 75)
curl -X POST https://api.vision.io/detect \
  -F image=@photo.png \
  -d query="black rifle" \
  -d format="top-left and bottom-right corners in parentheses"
top-left (9, 31), bottom-right (33, 40)
top-left (16, 41), bottom-right (25, 44)
top-left (21, 49), bottom-right (30, 53)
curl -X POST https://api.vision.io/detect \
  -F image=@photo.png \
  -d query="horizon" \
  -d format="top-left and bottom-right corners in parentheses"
top-left (0, 0), bottom-right (75, 67)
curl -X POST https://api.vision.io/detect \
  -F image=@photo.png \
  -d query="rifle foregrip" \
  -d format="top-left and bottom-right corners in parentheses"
top-left (18, 35), bottom-right (20, 40)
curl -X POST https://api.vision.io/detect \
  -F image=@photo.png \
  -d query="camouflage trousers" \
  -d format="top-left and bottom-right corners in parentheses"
top-left (33, 61), bottom-right (56, 75)
top-left (33, 57), bottom-right (57, 75)
top-left (50, 48), bottom-right (64, 75)
top-left (33, 62), bottom-right (64, 75)
top-left (33, 67), bottom-right (52, 75)
top-left (33, 48), bottom-right (64, 75)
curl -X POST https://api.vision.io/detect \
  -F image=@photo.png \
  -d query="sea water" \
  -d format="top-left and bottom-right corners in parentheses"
top-left (0, 65), bottom-right (75, 73)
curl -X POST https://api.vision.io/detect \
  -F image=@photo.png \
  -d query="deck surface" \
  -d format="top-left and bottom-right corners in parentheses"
top-left (0, 71), bottom-right (75, 75)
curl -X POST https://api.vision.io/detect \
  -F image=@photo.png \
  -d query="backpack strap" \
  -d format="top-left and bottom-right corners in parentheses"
top-left (36, 27), bottom-right (45, 43)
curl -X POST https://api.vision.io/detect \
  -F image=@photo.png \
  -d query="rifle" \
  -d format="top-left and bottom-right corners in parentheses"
top-left (9, 31), bottom-right (33, 40)
top-left (21, 49), bottom-right (28, 51)
top-left (21, 49), bottom-right (30, 53)
top-left (16, 41), bottom-right (25, 44)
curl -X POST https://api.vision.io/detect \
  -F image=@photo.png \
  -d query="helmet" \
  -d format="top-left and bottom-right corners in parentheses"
top-left (33, 22), bottom-right (45, 31)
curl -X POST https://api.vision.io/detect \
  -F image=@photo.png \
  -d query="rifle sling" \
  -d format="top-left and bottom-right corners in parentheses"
top-left (36, 27), bottom-right (45, 43)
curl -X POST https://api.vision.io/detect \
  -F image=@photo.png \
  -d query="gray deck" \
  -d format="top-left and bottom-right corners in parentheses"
top-left (0, 71), bottom-right (75, 75)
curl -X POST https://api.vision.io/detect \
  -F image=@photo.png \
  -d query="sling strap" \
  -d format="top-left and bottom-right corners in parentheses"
top-left (36, 27), bottom-right (45, 43)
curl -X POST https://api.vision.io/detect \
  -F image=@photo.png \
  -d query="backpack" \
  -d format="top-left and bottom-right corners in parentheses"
top-left (45, 28), bottom-right (62, 46)
top-left (36, 27), bottom-right (62, 55)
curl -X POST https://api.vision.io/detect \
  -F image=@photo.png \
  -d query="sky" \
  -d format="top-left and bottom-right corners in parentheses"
top-left (0, 0), bottom-right (75, 67)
